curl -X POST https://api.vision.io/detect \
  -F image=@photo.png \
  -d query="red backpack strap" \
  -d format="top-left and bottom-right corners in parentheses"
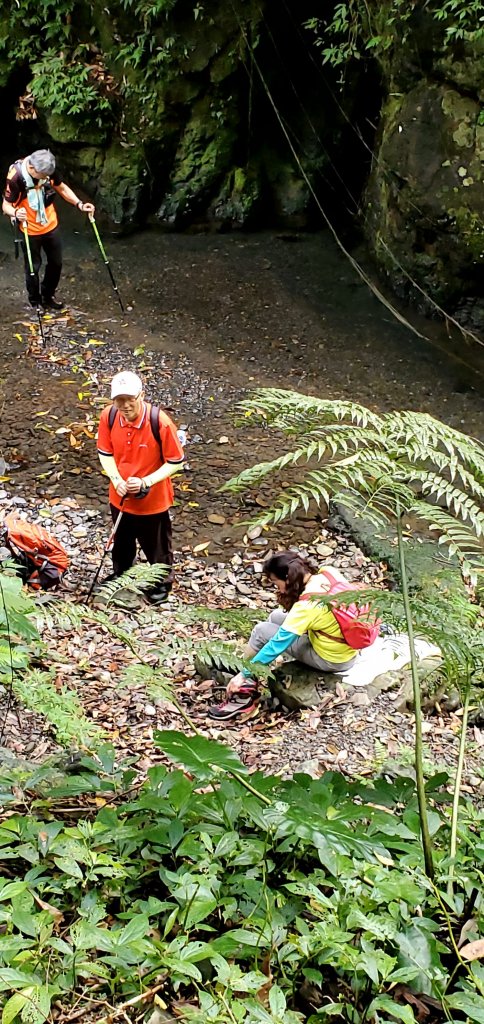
top-left (298, 578), bottom-right (347, 644)
top-left (318, 569), bottom-right (338, 588)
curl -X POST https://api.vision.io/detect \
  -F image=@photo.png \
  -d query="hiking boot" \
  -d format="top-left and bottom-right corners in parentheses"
top-left (42, 295), bottom-right (65, 311)
top-left (208, 686), bottom-right (259, 721)
top-left (148, 589), bottom-right (170, 602)
top-left (148, 586), bottom-right (171, 606)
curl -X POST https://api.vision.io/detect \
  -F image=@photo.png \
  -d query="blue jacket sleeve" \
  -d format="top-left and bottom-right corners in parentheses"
top-left (249, 627), bottom-right (299, 667)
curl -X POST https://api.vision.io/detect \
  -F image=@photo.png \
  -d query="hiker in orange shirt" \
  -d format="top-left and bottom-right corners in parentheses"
top-left (97, 371), bottom-right (185, 604)
top-left (2, 149), bottom-right (95, 310)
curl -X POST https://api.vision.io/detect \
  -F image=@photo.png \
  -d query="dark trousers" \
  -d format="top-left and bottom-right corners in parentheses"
top-left (22, 227), bottom-right (62, 304)
top-left (110, 505), bottom-right (174, 591)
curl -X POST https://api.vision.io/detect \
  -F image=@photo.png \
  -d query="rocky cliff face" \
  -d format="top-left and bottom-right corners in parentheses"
top-left (1, 0), bottom-right (343, 231)
top-left (1, 1), bottom-right (483, 326)
top-left (364, 23), bottom-right (484, 326)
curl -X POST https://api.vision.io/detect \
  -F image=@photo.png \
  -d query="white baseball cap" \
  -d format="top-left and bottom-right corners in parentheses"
top-left (111, 371), bottom-right (143, 399)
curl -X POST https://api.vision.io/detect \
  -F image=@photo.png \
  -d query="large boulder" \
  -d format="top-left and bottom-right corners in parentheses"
top-left (365, 33), bottom-right (484, 326)
top-left (269, 657), bottom-right (445, 711)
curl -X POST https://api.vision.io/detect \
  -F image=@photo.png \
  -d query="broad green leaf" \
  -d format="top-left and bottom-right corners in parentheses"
top-left (0, 971), bottom-right (43, 993)
top-left (53, 856), bottom-right (83, 880)
top-left (118, 915), bottom-right (149, 945)
top-left (2, 993), bottom-right (27, 1024)
top-left (369, 995), bottom-right (417, 1023)
top-left (447, 992), bottom-right (484, 1023)
top-left (10, 910), bottom-right (38, 939)
top-left (154, 730), bottom-right (248, 780)
top-left (211, 929), bottom-right (269, 953)
top-left (0, 882), bottom-right (28, 902)
top-left (20, 985), bottom-right (50, 1024)
top-left (269, 985), bottom-right (286, 1018)
top-left (184, 898), bottom-right (218, 929)
top-left (395, 924), bottom-right (444, 997)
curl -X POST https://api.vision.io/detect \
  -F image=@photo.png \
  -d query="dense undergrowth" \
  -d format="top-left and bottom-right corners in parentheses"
top-left (2, 385), bottom-right (484, 1021)
top-left (0, 733), bottom-right (483, 1023)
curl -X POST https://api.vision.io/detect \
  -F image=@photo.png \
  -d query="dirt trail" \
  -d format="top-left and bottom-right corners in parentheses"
top-left (1, 217), bottom-right (483, 788)
top-left (0, 214), bottom-right (483, 558)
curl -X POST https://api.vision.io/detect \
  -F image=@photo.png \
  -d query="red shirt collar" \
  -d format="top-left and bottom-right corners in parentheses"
top-left (118, 403), bottom-right (147, 430)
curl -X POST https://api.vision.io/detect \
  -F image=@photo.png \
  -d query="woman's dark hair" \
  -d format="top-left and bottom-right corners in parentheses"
top-left (263, 550), bottom-right (317, 610)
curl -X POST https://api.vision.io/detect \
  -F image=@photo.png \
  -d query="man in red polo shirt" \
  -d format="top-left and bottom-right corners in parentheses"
top-left (97, 371), bottom-right (184, 604)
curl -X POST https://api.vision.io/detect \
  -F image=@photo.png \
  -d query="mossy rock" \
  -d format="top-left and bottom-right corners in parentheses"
top-left (269, 657), bottom-right (444, 712)
top-left (157, 97), bottom-right (237, 226)
top-left (269, 662), bottom-right (345, 710)
top-left (365, 80), bottom-right (484, 313)
top-left (43, 111), bottom-right (110, 147)
top-left (209, 165), bottom-right (262, 228)
top-left (95, 144), bottom-right (147, 224)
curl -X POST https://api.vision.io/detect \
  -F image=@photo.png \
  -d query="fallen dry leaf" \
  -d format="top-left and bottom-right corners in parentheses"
top-left (32, 893), bottom-right (64, 926)
top-left (460, 939), bottom-right (484, 961)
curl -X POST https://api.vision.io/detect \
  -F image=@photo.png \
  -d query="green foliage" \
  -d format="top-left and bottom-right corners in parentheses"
top-left (12, 669), bottom-right (105, 749)
top-left (0, 571), bottom-right (38, 690)
top-left (225, 389), bottom-right (484, 879)
top-left (29, 49), bottom-right (113, 128)
top-left (225, 389), bottom-right (484, 583)
top-left (178, 604), bottom-right (262, 640)
top-left (305, 0), bottom-right (484, 73)
top-left (0, 0), bottom-right (180, 135)
top-left (0, 731), bottom-right (482, 1021)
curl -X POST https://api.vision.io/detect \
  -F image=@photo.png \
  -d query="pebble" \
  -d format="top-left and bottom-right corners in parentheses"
top-left (72, 526), bottom-right (88, 538)
top-left (316, 543), bottom-right (334, 557)
top-left (236, 581), bottom-right (251, 595)
top-left (144, 704), bottom-right (157, 716)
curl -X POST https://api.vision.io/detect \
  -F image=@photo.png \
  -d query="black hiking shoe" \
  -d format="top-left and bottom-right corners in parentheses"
top-left (42, 295), bottom-right (65, 311)
top-left (148, 588), bottom-right (171, 606)
top-left (208, 686), bottom-right (259, 722)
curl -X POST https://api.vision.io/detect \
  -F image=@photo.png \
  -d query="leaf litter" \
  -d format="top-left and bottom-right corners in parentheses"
top-left (0, 297), bottom-right (482, 799)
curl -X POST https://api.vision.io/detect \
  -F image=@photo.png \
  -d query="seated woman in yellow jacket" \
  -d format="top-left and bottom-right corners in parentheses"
top-left (209, 549), bottom-right (358, 721)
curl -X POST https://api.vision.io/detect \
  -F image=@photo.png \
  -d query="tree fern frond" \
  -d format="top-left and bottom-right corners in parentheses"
top-left (406, 471), bottom-right (484, 534)
top-left (13, 668), bottom-right (104, 748)
top-left (411, 502), bottom-right (484, 582)
top-left (221, 457), bottom-right (284, 493)
top-left (119, 663), bottom-right (176, 706)
top-left (396, 411), bottom-right (484, 477)
top-left (177, 605), bottom-right (261, 638)
top-left (238, 389), bottom-right (384, 430)
top-left (96, 563), bottom-right (169, 603)
top-left (194, 641), bottom-right (271, 680)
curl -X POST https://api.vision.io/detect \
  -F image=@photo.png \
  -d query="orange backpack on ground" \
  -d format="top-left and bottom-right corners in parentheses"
top-left (2, 514), bottom-right (69, 590)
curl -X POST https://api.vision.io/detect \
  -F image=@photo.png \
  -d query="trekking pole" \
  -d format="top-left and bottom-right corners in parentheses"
top-left (85, 497), bottom-right (125, 605)
top-left (88, 213), bottom-right (125, 312)
top-left (21, 224), bottom-right (46, 348)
